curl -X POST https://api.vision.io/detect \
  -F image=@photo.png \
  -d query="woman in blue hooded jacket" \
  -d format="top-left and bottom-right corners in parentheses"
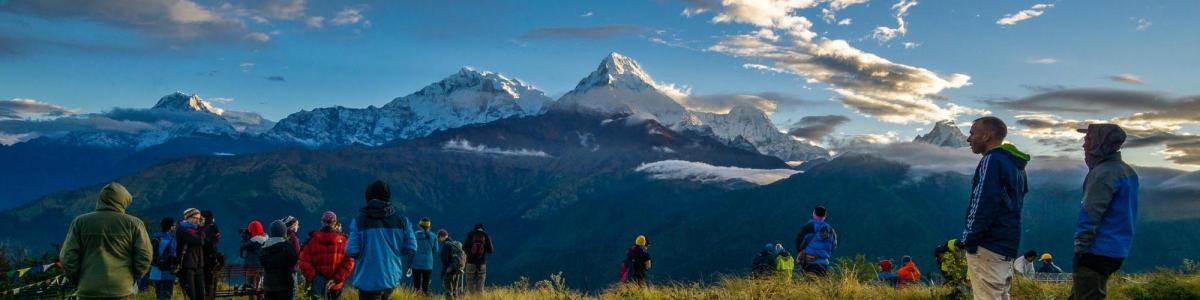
top-left (407, 217), bottom-right (440, 295)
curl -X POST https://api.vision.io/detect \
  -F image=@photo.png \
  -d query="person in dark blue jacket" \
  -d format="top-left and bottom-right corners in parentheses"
top-left (1071, 124), bottom-right (1138, 300)
top-left (149, 217), bottom-right (177, 300)
top-left (345, 180), bottom-right (418, 300)
top-left (957, 116), bottom-right (1029, 300)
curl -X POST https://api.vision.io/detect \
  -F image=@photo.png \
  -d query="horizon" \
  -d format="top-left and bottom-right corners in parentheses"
top-left (2, 0), bottom-right (1198, 172)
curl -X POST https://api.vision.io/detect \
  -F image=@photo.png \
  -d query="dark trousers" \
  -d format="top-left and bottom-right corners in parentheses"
top-left (264, 290), bottom-right (293, 300)
top-left (443, 272), bottom-right (462, 299)
top-left (178, 269), bottom-right (206, 300)
top-left (804, 264), bottom-right (829, 277)
top-left (358, 288), bottom-right (393, 300)
top-left (203, 269), bottom-right (217, 300)
top-left (1070, 253), bottom-right (1124, 300)
top-left (153, 280), bottom-right (174, 300)
top-left (412, 269), bottom-right (433, 294)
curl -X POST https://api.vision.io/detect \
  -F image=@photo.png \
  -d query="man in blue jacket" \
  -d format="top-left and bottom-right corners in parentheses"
top-left (346, 180), bottom-right (417, 300)
top-left (1071, 124), bottom-right (1138, 300)
top-left (957, 116), bottom-right (1029, 300)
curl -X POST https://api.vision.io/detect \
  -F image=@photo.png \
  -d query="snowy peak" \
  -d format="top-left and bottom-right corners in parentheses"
top-left (914, 120), bottom-right (969, 148)
top-left (573, 52), bottom-right (660, 92)
top-left (152, 92), bottom-right (224, 115)
top-left (385, 67), bottom-right (550, 113)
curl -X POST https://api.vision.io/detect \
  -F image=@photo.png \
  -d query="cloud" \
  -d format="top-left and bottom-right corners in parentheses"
top-left (1028, 58), bottom-right (1058, 64)
top-left (304, 16), bottom-right (324, 28)
top-left (827, 131), bottom-right (901, 151)
top-left (580, 11), bottom-right (594, 17)
top-left (985, 88), bottom-right (1174, 113)
top-left (787, 115), bottom-right (851, 140)
top-left (0, 0), bottom-right (266, 45)
top-left (690, 0), bottom-right (981, 124)
top-left (1108, 73), bottom-right (1143, 85)
top-left (329, 7), bottom-right (367, 26)
top-left (0, 98), bottom-right (79, 120)
top-left (266, 75), bottom-right (286, 82)
top-left (247, 0), bottom-right (306, 20)
top-left (442, 139), bottom-right (550, 157)
top-left (518, 25), bottom-right (647, 40)
top-left (677, 92), bottom-right (821, 114)
top-left (820, 0), bottom-right (868, 24)
top-left (870, 0), bottom-right (917, 43)
top-left (1134, 18), bottom-right (1152, 31)
top-left (1124, 133), bottom-right (1200, 166)
top-left (635, 159), bottom-right (799, 186)
top-left (207, 97), bottom-right (234, 104)
top-left (837, 18), bottom-right (852, 26)
top-left (997, 3), bottom-right (1054, 26)
top-left (245, 32), bottom-right (271, 42)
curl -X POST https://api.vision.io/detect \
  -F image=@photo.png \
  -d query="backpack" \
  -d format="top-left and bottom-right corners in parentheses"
top-left (151, 235), bottom-right (179, 271)
top-left (803, 221), bottom-right (835, 260)
top-left (467, 232), bottom-right (488, 259)
top-left (445, 241), bottom-right (466, 274)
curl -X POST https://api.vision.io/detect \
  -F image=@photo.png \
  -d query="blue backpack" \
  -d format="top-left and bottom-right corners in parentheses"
top-left (803, 221), bottom-right (835, 263)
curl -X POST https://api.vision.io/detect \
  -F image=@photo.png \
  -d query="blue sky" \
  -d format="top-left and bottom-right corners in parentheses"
top-left (1, 0), bottom-right (1198, 170)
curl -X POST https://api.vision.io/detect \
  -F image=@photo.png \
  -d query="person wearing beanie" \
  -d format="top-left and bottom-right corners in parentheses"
top-left (282, 216), bottom-right (301, 253)
top-left (1038, 253), bottom-right (1063, 274)
top-left (59, 182), bottom-right (153, 299)
top-left (199, 210), bottom-right (222, 300)
top-left (260, 220), bottom-right (299, 300)
top-left (464, 223), bottom-right (495, 293)
top-left (795, 205), bottom-right (838, 277)
top-left (876, 259), bottom-right (898, 287)
top-left (897, 255), bottom-right (922, 287)
top-left (149, 217), bottom-right (178, 300)
top-left (622, 235), bottom-right (652, 285)
top-left (407, 217), bottom-right (439, 295)
top-left (300, 211), bottom-right (355, 300)
top-left (240, 220), bottom-right (268, 300)
top-left (1072, 123), bottom-right (1139, 300)
top-left (176, 207), bottom-right (208, 300)
top-left (346, 180), bottom-right (417, 300)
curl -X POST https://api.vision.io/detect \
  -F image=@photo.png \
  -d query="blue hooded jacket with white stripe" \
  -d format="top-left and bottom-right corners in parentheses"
top-left (346, 199), bottom-right (417, 291)
top-left (961, 144), bottom-right (1030, 259)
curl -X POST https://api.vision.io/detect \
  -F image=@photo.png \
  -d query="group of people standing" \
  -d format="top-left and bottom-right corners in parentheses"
top-left (53, 117), bottom-right (1141, 300)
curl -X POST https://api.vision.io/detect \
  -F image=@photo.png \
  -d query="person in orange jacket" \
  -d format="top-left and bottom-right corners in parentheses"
top-left (896, 256), bottom-right (922, 287)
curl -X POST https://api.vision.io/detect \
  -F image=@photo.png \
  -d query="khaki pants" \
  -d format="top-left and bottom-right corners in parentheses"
top-left (966, 247), bottom-right (1014, 300)
top-left (443, 272), bottom-right (462, 299)
top-left (465, 263), bottom-right (486, 293)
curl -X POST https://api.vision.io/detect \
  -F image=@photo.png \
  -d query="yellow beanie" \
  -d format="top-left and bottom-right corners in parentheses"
top-left (635, 235), bottom-right (647, 246)
top-left (1041, 253), bottom-right (1052, 261)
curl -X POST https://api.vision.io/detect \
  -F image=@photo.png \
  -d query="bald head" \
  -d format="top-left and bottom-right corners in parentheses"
top-left (968, 116), bottom-right (1008, 154)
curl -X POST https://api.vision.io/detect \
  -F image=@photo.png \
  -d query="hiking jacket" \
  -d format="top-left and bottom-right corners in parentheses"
top-left (1075, 125), bottom-right (1139, 258)
top-left (240, 235), bottom-right (267, 266)
top-left (897, 262), bottom-right (921, 286)
top-left (1038, 261), bottom-right (1063, 274)
top-left (149, 231), bottom-right (177, 281)
top-left (410, 229), bottom-right (440, 270)
top-left (202, 223), bottom-right (222, 271)
top-left (59, 183), bottom-right (153, 298)
top-left (346, 199), bottom-right (417, 291)
top-left (751, 247), bottom-right (776, 276)
top-left (176, 220), bottom-right (206, 270)
top-left (259, 238), bottom-right (299, 292)
top-left (464, 229), bottom-right (494, 265)
top-left (626, 245), bottom-right (651, 280)
top-left (961, 144), bottom-right (1030, 258)
top-left (440, 238), bottom-right (464, 275)
top-left (299, 229), bottom-right (355, 290)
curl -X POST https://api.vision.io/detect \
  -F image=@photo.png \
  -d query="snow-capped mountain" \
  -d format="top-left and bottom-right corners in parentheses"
top-left (913, 120), bottom-right (969, 148)
top-left (690, 103), bottom-right (829, 161)
top-left (552, 52), bottom-right (691, 126)
top-left (267, 68), bottom-right (552, 147)
top-left (554, 52), bottom-right (828, 161)
top-left (153, 92), bottom-right (225, 114)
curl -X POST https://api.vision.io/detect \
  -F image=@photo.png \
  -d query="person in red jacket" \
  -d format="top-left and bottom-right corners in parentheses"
top-left (299, 211), bottom-right (355, 300)
top-left (896, 256), bottom-right (922, 287)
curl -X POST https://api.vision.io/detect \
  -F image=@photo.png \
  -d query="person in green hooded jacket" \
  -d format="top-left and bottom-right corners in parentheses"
top-left (59, 182), bottom-right (154, 299)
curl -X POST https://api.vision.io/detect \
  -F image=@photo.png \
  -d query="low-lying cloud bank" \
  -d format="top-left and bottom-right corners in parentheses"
top-left (442, 139), bottom-right (550, 157)
top-left (636, 160), bottom-right (799, 186)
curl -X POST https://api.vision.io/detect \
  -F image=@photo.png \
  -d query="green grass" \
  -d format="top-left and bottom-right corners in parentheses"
top-left (126, 273), bottom-right (1197, 300)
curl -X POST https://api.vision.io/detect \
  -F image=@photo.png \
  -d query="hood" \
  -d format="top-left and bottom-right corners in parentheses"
top-left (1081, 124), bottom-right (1126, 168)
top-left (992, 143), bottom-right (1030, 169)
top-left (250, 235), bottom-right (269, 243)
top-left (96, 182), bottom-right (132, 213)
top-left (361, 199), bottom-right (396, 219)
